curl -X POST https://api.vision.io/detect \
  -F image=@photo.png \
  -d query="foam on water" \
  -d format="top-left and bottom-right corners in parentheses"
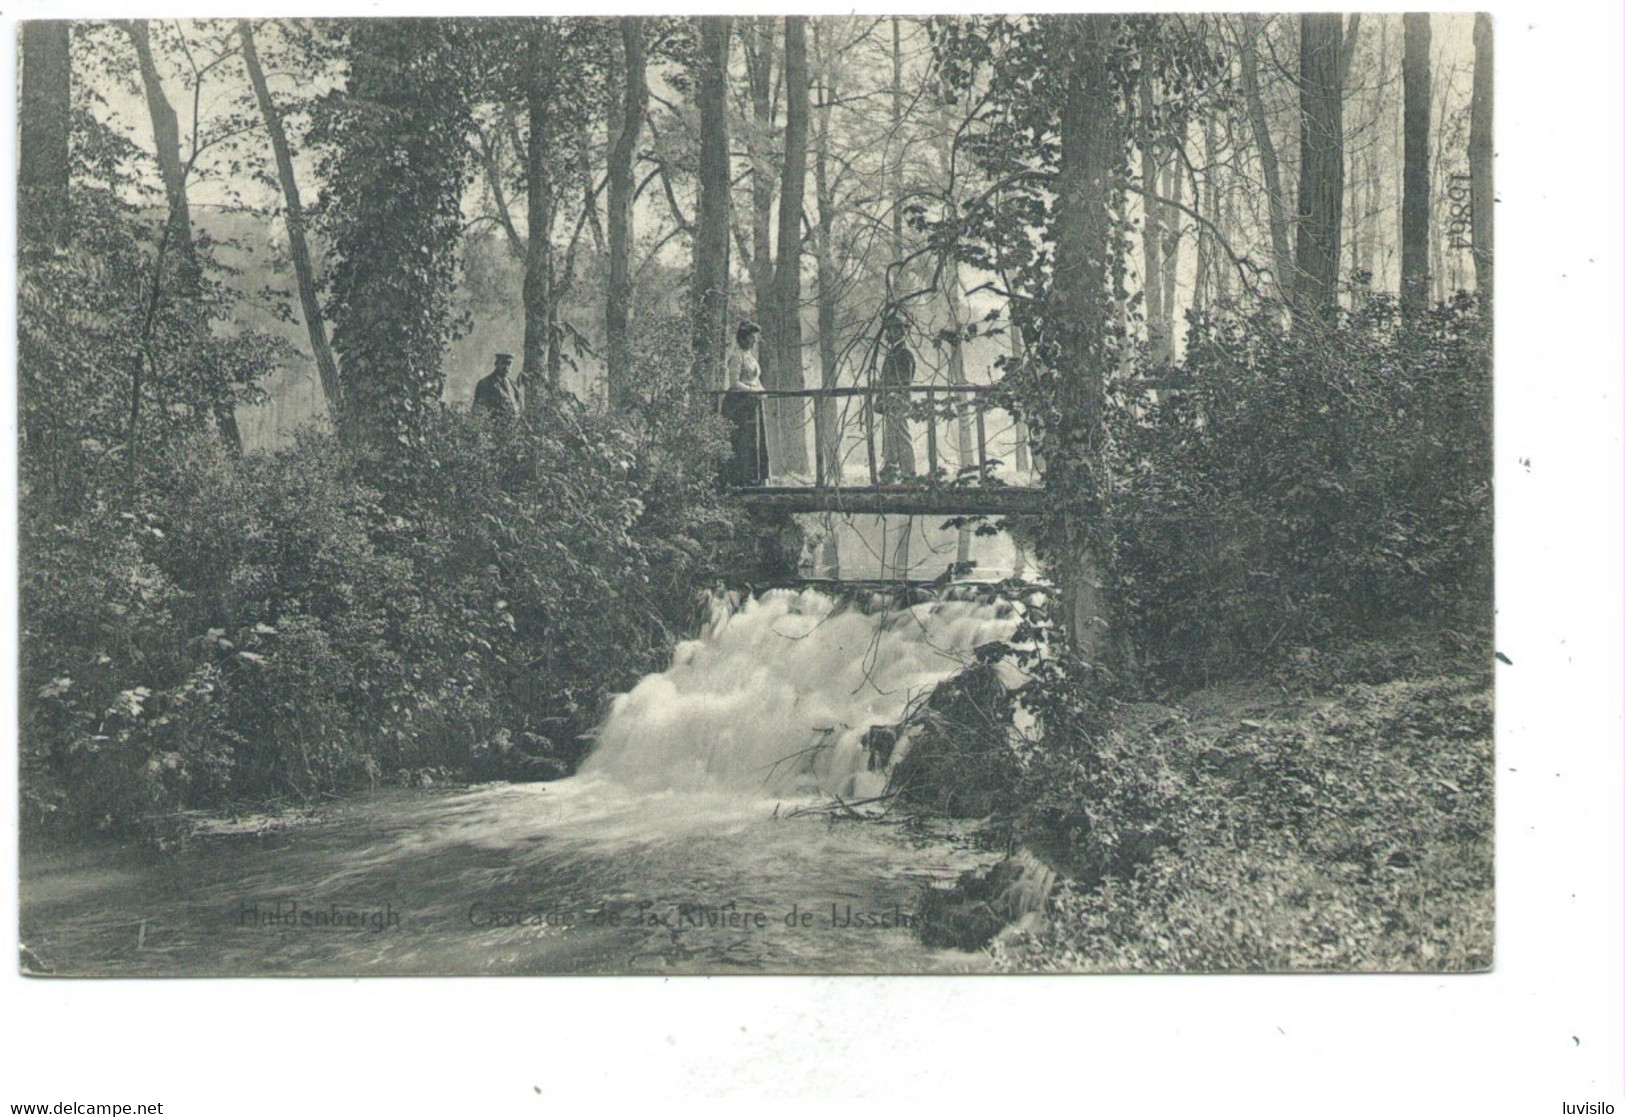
top-left (581, 587), bottom-right (1021, 798)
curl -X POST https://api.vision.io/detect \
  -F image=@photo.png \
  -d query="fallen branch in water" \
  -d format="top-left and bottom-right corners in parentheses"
top-left (782, 791), bottom-right (898, 820)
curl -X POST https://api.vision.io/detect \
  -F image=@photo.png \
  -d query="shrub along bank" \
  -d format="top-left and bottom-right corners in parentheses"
top-left (21, 390), bottom-right (765, 844)
top-left (898, 299), bottom-right (1493, 970)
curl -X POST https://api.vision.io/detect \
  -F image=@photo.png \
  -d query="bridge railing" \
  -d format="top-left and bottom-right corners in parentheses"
top-left (712, 381), bottom-right (1038, 492)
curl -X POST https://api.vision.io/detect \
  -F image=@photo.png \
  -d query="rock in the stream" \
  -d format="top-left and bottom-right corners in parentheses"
top-left (470, 730), bottom-right (573, 783)
top-left (918, 848), bottom-right (1057, 950)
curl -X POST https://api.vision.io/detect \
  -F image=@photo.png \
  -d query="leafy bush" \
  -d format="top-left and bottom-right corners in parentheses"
top-left (997, 640), bottom-right (1494, 971)
top-left (22, 377), bottom-right (746, 841)
top-left (22, 508), bottom-right (198, 833)
top-left (1108, 295), bottom-right (1492, 683)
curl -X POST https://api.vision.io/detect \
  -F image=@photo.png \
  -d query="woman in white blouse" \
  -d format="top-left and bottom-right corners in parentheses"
top-left (720, 321), bottom-right (769, 485)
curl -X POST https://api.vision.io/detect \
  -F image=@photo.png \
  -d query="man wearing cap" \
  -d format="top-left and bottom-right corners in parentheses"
top-left (474, 352), bottom-right (525, 417)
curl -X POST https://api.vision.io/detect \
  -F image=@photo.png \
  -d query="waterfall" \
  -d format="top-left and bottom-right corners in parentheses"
top-left (581, 588), bottom-right (1021, 799)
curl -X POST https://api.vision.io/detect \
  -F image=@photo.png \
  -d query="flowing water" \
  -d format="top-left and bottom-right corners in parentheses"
top-left (21, 589), bottom-right (1024, 976)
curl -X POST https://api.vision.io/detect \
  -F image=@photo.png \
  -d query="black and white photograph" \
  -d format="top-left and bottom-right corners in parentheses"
top-left (14, 9), bottom-right (1498, 978)
top-left (5, 0), bottom-right (1623, 1107)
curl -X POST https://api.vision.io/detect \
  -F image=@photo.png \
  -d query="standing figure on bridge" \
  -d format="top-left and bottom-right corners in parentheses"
top-left (878, 315), bottom-right (917, 481)
top-left (720, 320), bottom-right (769, 487)
top-left (473, 352), bottom-right (525, 418)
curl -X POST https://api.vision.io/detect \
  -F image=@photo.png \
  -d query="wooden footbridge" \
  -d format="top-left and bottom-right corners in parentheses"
top-left (716, 382), bottom-right (1049, 517)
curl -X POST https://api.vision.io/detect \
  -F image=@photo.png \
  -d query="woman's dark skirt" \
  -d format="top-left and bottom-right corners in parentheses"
top-left (719, 390), bottom-right (770, 486)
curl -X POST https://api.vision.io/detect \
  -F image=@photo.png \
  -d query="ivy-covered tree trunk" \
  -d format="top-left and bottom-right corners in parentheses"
top-left (322, 20), bottom-right (474, 450)
top-left (691, 17), bottom-right (733, 392)
top-left (1401, 13), bottom-right (1432, 322)
top-left (523, 23), bottom-right (559, 393)
top-left (1137, 72), bottom-right (1170, 366)
top-left (768, 15), bottom-right (811, 476)
top-left (1051, 13), bottom-right (1118, 661)
top-left (1293, 13), bottom-right (1345, 328)
top-left (605, 17), bottom-right (646, 410)
top-left (20, 21), bottom-right (70, 255)
top-left (240, 19), bottom-right (341, 422)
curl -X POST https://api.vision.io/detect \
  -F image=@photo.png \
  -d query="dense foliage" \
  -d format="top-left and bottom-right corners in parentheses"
top-left (1001, 632), bottom-right (1493, 971)
top-left (24, 16), bottom-right (1493, 989)
top-left (20, 101), bottom-right (287, 513)
top-left (21, 387), bottom-right (740, 840)
top-left (1110, 295), bottom-right (1492, 683)
top-left (19, 19), bottom-right (775, 845)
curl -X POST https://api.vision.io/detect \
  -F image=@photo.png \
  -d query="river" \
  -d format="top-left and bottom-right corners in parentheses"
top-left (20, 587), bottom-right (1026, 976)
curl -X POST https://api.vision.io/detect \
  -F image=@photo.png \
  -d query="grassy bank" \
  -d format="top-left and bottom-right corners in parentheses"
top-left (993, 629), bottom-right (1493, 972)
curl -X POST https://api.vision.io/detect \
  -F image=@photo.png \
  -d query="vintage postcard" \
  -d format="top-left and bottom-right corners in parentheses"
top-left (17, 11), bottom-right (1494, 980)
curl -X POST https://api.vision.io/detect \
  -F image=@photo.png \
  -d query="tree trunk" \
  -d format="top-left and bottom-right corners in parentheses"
top-left (1137, 73), bottom-right (1169, 365)
top-left (1365, 15), bottom-right (1390, 290)
top-left (1429, 62), bottom-right (1449, 305)
top-left (1052, 14), bottom-right (1117, 660)
top-left (890, 16), bottom-right (906, 281)
top-left (885, 16), bottom-right (912, 574)
top-left (523, 24), bottom-right (559, 393)
top-left (579, 121), bottom-right (604, 256)
top-left (1010, 324), bottom-right (1033, 474)
top-left (1400, 12), bottom-right (1432, 322)
top-left (606, 17), bottom-right (647, 410)
top-left (20, 21), bottom-right (70, 254)
top-left (812, 60), bottom-right (842, 491)
top-left (813, 66), bottom-right (841, 577)
top-left (124, 19), bottom-right (242, 454)
top-left (1348, 142), bottom-right (1364, 303)
top-left (126, 22), bottom-right (197, 287)
top-left (767, 16), bottom-right (811, 476)
top-left (1469, 14), bottom-right (1493, 318)
top-left (1193, 122), bottom-right (1216, 313)
top-left (945, 268), bottom-right (974, 565)
top-left (692, 17), bottom-right (733, 392)
top-left (240, 20), bottom-right (341, 421)
top-left (19, 21), bottom-right (72, 503)
top-left (1292, 13), bottom-right (1345, 328)
top-left (1217, 165), bottom-right (1235, 305)
top-left (743, 18), bottom-right (777, 383)
top-left (1161, 136), bottom-right (1184, 356)
top-left (477, 114), bottom-right (526, 263)
top-left (1240, 15), bottom-right (1294, 301)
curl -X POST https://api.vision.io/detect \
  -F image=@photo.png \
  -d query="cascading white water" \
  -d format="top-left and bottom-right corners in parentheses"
top-left (581, 587), bottom-right (1021, 799)
top-left (32, 585), bottom-right (1032, 976)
